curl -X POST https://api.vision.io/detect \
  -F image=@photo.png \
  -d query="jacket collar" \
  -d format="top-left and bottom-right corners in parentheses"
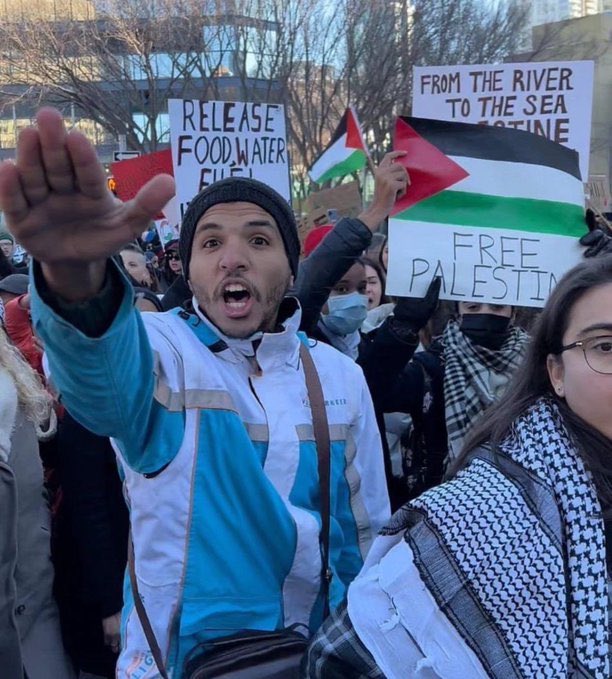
top-left (191, 297), bottom-right (303, 371)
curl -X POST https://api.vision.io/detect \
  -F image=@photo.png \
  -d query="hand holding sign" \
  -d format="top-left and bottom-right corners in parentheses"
top-left (393, 277), bottom-right (441, 331)
top-left (359, 151), bottom-right (409, 232)
top-left (0, 108), bottom-right (175, 301)
top-left (580, 211), bottom-right (612, 258)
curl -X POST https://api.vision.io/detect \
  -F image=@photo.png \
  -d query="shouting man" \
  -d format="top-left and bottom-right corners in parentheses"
top-left (0, 109), bottom-right (406, 677)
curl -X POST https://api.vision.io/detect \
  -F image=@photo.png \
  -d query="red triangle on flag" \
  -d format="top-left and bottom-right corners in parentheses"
top-left (391, 117), bottom-right (469, 216)
top-left (345, 108), bottom-right (366, 151)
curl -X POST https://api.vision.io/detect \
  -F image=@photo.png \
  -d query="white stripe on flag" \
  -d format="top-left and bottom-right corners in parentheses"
top-left (309, 134), bottom-right (351, 180)
top-left (448, 156), bottom-right (584, 206)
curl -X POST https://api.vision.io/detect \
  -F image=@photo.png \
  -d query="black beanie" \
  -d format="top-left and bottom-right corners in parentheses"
top-left (179, 178), bottom-right (299, 281)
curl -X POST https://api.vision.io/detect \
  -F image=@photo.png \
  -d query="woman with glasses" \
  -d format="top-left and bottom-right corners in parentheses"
top-left (304, 255), bottom-right (612, 678)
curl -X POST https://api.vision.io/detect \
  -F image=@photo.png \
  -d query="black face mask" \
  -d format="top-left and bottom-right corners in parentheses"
top-left (460, 313), bottom-right (511, 351)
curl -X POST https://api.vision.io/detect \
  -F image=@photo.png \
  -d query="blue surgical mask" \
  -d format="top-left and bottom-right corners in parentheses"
top-left (322, 292), bottom-right (369, 336)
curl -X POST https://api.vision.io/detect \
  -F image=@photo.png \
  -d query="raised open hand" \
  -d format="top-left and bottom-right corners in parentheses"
top-left (0, 108), bottom-right (175, 266)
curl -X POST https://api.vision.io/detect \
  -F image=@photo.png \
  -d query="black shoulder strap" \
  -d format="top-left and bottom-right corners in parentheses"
top-left (128, 342), bottom-right (334, 679)
top-left (128, 534), bottom-right (169, 678)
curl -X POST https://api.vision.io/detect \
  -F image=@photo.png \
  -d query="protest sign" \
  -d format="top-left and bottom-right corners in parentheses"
top-left (169, 99), bottom-right (291, 219)
top-left (304, 180), bottom-right (362, 218)
top-left (154, 218), bottom-right (180, 246)
top-left (299, 180), bottom-right (363, 248)
top-left (413, 61), bottom-right (594, 180)
top-left (586, 175), bottom-right (611, 214)
top-left (386, 117), bottom-right (585, 308)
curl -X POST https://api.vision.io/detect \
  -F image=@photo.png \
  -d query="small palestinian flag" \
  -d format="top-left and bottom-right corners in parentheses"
top-left (308, 108), bottom-right (368, 184)
top-left (387, 117), bottom-right (585, 307)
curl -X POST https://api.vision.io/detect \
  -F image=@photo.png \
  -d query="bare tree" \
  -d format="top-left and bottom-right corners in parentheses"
top-left (0, 0), bottom-right (271, 151)
top-left (0, 0), bottom-right (532, 189)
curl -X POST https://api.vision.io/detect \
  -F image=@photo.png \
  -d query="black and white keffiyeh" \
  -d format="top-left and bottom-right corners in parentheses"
top-left (391, 398), bottom-right (609, 677)
top-left (305, 399), bottom-right (609, 678)
top-left (443, 320), bottom-right (528, 462)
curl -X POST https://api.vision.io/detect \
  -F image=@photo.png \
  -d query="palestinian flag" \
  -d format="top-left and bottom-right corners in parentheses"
top-left (308, 108), bottom-right (368, 184)
top-left (387, 117), bottom-right (585, 307)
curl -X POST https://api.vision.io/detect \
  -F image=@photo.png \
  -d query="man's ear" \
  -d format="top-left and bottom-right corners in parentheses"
top-left (546, 353), bottom-right (565, 398)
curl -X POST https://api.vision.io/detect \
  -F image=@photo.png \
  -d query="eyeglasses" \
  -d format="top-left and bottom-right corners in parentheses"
top-left (166, 253), bottom-right (181, 261)
top-left (559, 335), bottom-right (612, 374)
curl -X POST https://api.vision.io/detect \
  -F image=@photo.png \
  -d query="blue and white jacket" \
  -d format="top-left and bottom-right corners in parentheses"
top-left (31, 275), bottom-right (390, 678)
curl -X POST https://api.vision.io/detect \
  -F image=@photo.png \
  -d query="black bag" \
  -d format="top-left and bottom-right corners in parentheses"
top-left (182, 626), bottom-right (309, 678)
top-left (128, 343), bottom-right (331, 679)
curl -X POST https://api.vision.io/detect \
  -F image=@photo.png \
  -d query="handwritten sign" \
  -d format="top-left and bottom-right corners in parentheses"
top-left (412, 61), bottom-right (594, 180)
top-left (169, 99), bottom-right (291, 219)
top-left (386, 223), bottom-right (583, 308)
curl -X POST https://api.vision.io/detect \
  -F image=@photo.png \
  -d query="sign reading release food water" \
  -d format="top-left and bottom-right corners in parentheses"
top-left (168, 99), bottom-right (291, 219)
top-left (385, 117), bottom-right (585, 308)
top-left (412, 61), bottom-right (594, 180)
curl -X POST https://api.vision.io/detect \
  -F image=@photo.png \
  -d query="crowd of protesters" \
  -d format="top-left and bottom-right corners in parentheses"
top-left (0, 107), bottom-right (610, 679)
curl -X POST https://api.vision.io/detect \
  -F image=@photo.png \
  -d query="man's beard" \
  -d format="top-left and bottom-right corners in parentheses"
top-left (193, 275), bottom-right (291, 339)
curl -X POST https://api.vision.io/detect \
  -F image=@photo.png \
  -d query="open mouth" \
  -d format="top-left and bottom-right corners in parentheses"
top-left (222, 282), bottom-right (253, 316)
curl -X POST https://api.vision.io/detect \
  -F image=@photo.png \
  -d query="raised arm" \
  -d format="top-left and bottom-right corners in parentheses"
top-left (0, 109), bottom-right (178, 472)
top-left (295, 151), bottom-right (409, 333)
top-left (0, 108), bottom-right (173, 301)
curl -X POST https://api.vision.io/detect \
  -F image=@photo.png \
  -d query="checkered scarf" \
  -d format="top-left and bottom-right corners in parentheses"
top-left (443, 319), bottom-right (528, 463)
top-left (406, 398), bottom-right (609, 677)
top-left (304, 399), bottom-right (609, 678)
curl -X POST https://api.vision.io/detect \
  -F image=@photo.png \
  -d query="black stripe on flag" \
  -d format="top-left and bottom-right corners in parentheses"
top-left (403, 117), bottom-right (581, 180)
top-left (309, 110), bottom-right (349, 170)
top-left (329, 109), bottom-right (349, 145)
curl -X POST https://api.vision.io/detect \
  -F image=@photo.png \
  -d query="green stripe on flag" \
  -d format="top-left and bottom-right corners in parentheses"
top-left (394, 191), bottom-right (585, 237)
top-left (315, 149), bottom-right (366, 184)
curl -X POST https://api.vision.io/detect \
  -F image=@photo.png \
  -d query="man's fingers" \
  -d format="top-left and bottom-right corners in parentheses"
top-left (16, 128), bottom-right (49, 206)
top-left (124, 174), bottom-right (176, 235)
top-left (0, 160), bottom-right (30, 225)
top-left (67, 130), bottom-right (109, 200)
top-left (36, 108), bottom-right (76, 194)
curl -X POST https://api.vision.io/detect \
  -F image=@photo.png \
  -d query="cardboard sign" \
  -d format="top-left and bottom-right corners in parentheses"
top-left (304, 179), bottom-right (362, 215)
top-left (168, 99), bottom-right (291, 219)
top-left (299, 180), bottom-right (363, 247)
top-left (412, 61), bottom-right (594, 180)
top-left (586, 175), bottom-right (611, 213)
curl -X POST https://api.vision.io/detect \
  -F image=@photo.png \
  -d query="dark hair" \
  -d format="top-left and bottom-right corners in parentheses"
top-left (459, 255), bottom-right (612, 513)
top-left (0, 249), bottom-right (14, 279)
top-left (361, 256), bottom-right (389, 307)
top-left (364, 233), bottom-right (388, 273)
top-left (160, 240), bottom-right (181, 287)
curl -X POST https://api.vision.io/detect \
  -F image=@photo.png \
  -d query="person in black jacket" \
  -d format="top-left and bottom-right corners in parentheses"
top-left (359, 290), bottom-right (530, 510)
top-left (53, 411), bottom-right (129, 678)
top-left (295, 151), bottom-right (409, 357)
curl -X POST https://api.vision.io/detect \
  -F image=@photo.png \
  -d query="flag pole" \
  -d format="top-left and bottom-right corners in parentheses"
top-left (366, 154), bottom-right (376, 176)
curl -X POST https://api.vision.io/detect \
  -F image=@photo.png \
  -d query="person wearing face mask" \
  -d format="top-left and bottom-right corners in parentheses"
top-left (305, 254), bottom-right (612, 679)
top-left (295, 152), bottom-right (409, 359)
top-left (359, 293), bottom-right (529, 510)
top-left (313, 260), bottom-right (370, 360)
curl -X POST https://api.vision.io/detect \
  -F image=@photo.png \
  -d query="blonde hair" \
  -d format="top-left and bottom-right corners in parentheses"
top-left (0, 326), bottom-right (55, 437)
